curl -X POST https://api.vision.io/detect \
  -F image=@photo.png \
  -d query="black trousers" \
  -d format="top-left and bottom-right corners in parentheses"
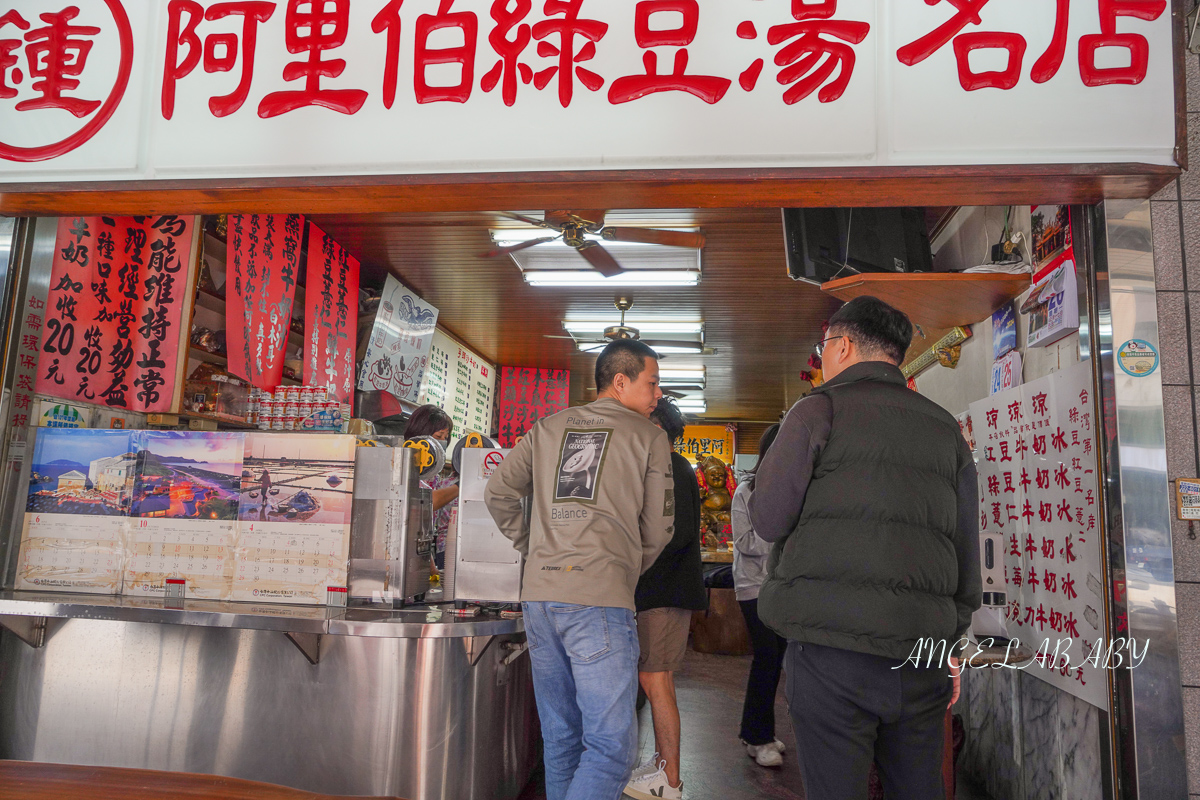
top-left (738, 598), bottom-right (788, 746)
top-left (784, 641), bottom-right (950, 800)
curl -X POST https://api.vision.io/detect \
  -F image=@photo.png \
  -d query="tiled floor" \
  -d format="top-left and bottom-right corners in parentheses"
top-left (518, 648), bottom-right (995, 800)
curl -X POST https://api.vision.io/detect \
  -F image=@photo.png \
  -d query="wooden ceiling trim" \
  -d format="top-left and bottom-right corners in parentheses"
top-left (0, 163), bottom-right (1176, 216)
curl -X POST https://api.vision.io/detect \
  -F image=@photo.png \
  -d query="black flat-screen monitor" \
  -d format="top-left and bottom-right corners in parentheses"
top-left (782, 207), bottom-right (932, 286)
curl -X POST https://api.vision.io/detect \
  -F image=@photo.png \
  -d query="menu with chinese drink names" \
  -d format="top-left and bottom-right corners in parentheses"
top-left (303, 222), bottom-right (359, 408)
top-left (16, 429), bottom-right (136, 595)
top-left (420, 330), bottom-right (496, 434)
top-left (497, 367), bottom-right (569, 448)
top-left (968, 360), bottom-right (1106, 709)
top-left (38, 216), bottom-right (196, 413)
top-left (226, 214), bottom-right (303, 390)
top-left (359, 276), bottom-right (438, 404)
top-left (232, 433), bottom-right (356, 606)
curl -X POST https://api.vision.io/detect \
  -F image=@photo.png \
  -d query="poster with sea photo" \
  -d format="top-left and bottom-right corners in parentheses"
top-left (16, 429), bottom-right (138, 594)
top-left (124, 431), bottom-right (245, 600)
top-left (232, 433), bottom-right (357, 605)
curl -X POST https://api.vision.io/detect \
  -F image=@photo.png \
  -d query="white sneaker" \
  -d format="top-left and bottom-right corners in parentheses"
top-left (629, 753), bottom-right (662, 781)
top-left (766, 738), bottom-right (786, 754)
top-left (745, 741), bottom-right (783, 767)
top-left (623, 759), bottom-right (683, 800)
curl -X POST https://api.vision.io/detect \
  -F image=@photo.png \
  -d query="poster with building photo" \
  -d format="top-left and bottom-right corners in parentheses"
top-left (359, 276), bottom-right (439, 404)
top-left (968, 360), bottom-right (1106, 709)
top-left (555, 430), bottom-right (611, 502)
top-left (16, 429), bottom-right (137, 594)
top-left (124, 431), bottom-right (245, 600)
top-left (232, 433), bottom-right (357, 605)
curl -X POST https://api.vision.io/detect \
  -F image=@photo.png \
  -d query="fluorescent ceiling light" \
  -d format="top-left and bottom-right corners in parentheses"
top-left (676, 402), bottom-right (707, 413)
top-left (577, 342), bottom-right (704, 355)
top-left (562, 320), bottom-right (704, 335)
top-left (491, 228), bottom-right (697, 247)
top-left (525, 271), bottom-right (700, 287)
top-left (659, 369), bottom-right (706, 380)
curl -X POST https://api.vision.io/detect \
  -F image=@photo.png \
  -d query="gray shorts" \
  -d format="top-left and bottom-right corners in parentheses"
top-left (636, 607), bottom-right (692, 673)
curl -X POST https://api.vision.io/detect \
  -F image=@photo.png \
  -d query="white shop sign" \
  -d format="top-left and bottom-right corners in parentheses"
top-left (0, 0), bottom-right (1176, 183)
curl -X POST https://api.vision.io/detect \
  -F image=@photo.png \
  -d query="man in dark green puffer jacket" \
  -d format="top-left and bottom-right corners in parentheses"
top-left (749, 295), bottom-right (981, 800)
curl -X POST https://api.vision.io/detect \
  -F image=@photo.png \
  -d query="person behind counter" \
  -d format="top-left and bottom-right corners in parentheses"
top-left (623, 398), bottom-right (706, 800)
top-left (403, 404), bottom-right (460, 569)
top-left (730, 423), bottom-right (787, 768)
top-left (485, 339), bottom-right (674, 800)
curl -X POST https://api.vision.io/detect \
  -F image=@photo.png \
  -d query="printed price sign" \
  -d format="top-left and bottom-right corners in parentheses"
top-left (1176, 479), bottom-right (1200, 521)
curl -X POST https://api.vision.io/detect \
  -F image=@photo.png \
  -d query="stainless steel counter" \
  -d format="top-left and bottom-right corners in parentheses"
top-left (0, 591), bottom-right (537, 799)
top-left (0, 590), bottom-right (523, 638)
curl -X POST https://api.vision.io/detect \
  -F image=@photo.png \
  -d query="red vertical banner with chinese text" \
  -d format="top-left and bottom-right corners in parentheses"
top-left (496, 367), bottom-right (569, 447)
top-left (226, 214), bottom-right (303, 389)
top-left (37, 216), bottom-right (195, 413)
top-left (303, 222), bottom-right (359, 408)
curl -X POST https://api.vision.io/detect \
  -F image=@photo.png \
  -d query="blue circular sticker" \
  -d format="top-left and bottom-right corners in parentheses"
top-left (1117, 339), bottom-right (1159, 377)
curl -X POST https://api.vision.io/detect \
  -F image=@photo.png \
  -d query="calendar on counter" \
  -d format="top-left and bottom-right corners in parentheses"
top-left (16, 429), bottom-right (137, 594)
top-left (124, 430), bottom-right (246, 600)
top-left (123, 518), bottom-right (236, 599)
top-left (231, 433), bottom-right (356, 605)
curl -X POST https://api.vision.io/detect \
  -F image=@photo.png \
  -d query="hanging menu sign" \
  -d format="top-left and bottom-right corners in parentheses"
top-left (226, 214), bottom-right (303, 390)
top-left (38, 216), bottom-right (195, 413)
top-left (419, 330), bottom-right (494, 436)
top-left (969, 360), bottom-right (1106, 709)
top-left (497, 367), bottom-right (570, 448)
top-left (358, 276), bottom-right (438, 403)
top-left (303, 222), bottom-right (359, 406)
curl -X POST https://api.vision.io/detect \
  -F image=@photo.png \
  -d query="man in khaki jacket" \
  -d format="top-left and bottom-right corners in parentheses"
top-left (486, 339), bottom-right (674, 800)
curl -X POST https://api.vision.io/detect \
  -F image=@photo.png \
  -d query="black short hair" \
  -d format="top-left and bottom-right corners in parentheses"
top-left (827, 296), bottom-right (913, 364)
top-left (595, 339), bottom-right (659, 392)
top-left (404, 404), bottom-right (453, 439)
top-left (751, 423), bottom-right (780, 474)
top-left (649, 398), bottom-right (688, 445)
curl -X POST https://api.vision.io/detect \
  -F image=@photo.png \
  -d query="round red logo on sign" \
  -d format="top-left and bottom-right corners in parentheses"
top-left (0, 0), bottom-right (133, 163)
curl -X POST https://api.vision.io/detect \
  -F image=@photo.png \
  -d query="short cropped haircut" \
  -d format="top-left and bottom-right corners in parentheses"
top-left (595, 339), bottom-right (659, 392)
top-left (404, 404), bottom-right (453, 439)
top-left (649, 397), bottom-right (688, 445)
top-left (827, 295), bottom-right (913, 365)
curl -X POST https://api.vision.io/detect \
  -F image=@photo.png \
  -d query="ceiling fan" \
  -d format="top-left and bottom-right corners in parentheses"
top-left (482, 210), bottom-right (705, 277)
top-left (546, 297), bottom-right (711, 358)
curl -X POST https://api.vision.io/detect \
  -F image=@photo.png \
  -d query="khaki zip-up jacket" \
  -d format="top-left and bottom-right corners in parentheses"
top-left (485, 397), bottom-right (675, 611)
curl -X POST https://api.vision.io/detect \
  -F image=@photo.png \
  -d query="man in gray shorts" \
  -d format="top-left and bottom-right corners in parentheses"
top-left (623, 399), bottom-right (706, 800)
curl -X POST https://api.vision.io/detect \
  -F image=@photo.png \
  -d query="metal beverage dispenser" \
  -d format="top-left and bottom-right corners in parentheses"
top-left (444, 447), bottom-right (525, 604)
top-left (348, 437), bottom-right (443, 607)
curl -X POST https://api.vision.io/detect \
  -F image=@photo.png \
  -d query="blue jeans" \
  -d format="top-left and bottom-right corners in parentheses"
top-left (523, 601), bottom-right (640, 800)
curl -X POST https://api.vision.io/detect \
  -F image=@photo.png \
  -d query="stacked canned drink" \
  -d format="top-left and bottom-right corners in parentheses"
top-left (249, 385), bottom-right (339, 430)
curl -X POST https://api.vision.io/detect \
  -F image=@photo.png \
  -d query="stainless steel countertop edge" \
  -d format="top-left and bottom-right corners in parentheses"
top-left (0, 592), bottom-right (523, 638)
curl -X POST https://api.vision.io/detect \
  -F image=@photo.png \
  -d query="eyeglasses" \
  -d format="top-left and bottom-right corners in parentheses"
top-left (814, 335), bottom-right (847, 358)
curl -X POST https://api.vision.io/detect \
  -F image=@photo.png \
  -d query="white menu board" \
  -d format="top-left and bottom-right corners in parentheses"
top-left (358, 276), bottom-right (439, 404)
top-left (968, 360), bottom-right (1106, 709)
top-left (419, 330), bottom-right (495, 437)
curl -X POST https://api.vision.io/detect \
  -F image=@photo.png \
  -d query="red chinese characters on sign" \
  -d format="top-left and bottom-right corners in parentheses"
top-left (897, 0), bottom-right (1164, 91)
top-left (0, 0), bottom-right (132, 162)
top-left (767, 0), bottom-right (870, 104)
top-left (497, 366), bottom-right (569, 447)
top-left (163, 0), bottom-right (275, 119)
top-left (37, 215), bottom-right (193, 412)
top-left (225, 214), bottom-right (302, 389)
top-left (259, 0), bottom-right (367, 116)
top-left (608, 1), bottom-right (731, 105)
top-left (303, 222), bottom-right (359, 407)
